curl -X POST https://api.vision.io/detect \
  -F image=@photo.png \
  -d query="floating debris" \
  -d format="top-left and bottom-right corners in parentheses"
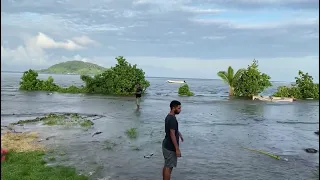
top-left (242, 147), bottom-right (281, 160)
top-left (144, 153), bottom-right (154, 158)
top-left (305, 148), bottom-right (318, 153)
top-left (45, 136), bottom-right (56, 140)
top-left (92, 131), bottom-right (102, 137)
top-left (315, 131), bottom-right (319, 135)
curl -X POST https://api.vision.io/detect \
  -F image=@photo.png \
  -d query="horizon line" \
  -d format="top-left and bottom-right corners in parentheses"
top-left (1, 70), bottom-right (297, 83)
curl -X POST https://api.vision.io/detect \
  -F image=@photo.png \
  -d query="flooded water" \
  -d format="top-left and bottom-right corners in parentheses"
top-left (1, 72), bottom-right (319, 180)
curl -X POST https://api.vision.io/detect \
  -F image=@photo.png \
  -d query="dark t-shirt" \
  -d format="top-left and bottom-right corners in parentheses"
top-left (163, 114), bottom-right (179, 152)
top-left (136, 87), bottom-right (142, 98)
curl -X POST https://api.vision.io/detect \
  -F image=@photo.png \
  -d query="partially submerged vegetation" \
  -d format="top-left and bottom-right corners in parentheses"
top-left (217, 60), bottom-right (272, 98)
top-left (1, 132), bottom-right (88, 180)
top-left (20, 56), bottom-right (318, 100)
top-left (103, 140), bottom-right (117, 150)
top-left (10, 113), bottom-right (94, 128)
top-left (178, 84), bottom-right (194, 96)
top-left (217, 59), bottom-right (318, 100)
top-left (273, 71), bottom-right (319, 100)
top-left (126, 128), bottom-right (137, 139)
top-left (217, 66), bottom-right (246, 96)
top-left (20, 56), bottom-right (150, 96)
top-left (233, 60), bottom-right (272, 97)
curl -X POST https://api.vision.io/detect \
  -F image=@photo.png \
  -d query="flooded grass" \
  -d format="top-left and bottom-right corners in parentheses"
top-left (131, 145), bottom-right (141, 151)
top-left (10, 113), bottom-right (94, 128)
top-left (126, 128), bottom-right (137, 139)
top-left (48, 156), bottom-right (56, 161)
top-left (103, 140), bottom-right (116, 150)
top-left (1, 132), bottom-right (88, 180)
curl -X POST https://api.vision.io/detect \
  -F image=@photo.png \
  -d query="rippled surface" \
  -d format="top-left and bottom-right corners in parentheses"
top-left (1, 72), bottom-right (319, 180)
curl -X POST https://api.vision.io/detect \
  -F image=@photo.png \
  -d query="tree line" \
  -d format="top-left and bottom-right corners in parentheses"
top-left (178, 59), bottom-right (318, 100)
top-left (19, 57), bottom-right (318, 100)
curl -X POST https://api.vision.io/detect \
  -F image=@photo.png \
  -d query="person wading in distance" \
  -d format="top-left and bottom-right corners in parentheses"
top-left (135, 84), bottom-right (142, 111)
top-left (162, 100), bottom-right (184, 180)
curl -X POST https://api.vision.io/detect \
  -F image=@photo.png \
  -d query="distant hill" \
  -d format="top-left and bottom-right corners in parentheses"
top-left (37, 61), bottom-right (107, 75)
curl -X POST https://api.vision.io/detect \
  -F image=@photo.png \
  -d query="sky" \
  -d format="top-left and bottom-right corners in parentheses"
top-left (1, 0), bottom-right (319, 82)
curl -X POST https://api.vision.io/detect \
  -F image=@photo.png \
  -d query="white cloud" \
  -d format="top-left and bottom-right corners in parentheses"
top-left (72, 36), bottom-right (97, 46)
top-left (35, 32), bottom-right (83, 50)
top-left (180, 6), bottom-right (224, 14)
top-left (202, 36), bottom-right (226, 40)
top-left (1, 32), bottom-right (96, 66)
top-left (1, 0), bottom-right (318, 82)
top-left (191, 17), bottom-right (319, 29)
top-left (1, 44), bottom-right (48, 66)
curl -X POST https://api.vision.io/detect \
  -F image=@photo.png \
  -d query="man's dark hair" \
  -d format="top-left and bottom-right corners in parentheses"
top-left (170, 100), bottom-right (181, 109)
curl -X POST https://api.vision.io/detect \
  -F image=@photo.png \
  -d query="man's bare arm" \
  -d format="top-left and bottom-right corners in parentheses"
top-left (170, 129), bottom-right (179, 150)
top-left (178, 131), bottom-right (184, 142)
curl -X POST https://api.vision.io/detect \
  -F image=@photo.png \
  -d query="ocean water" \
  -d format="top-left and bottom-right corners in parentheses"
top-left (1, 72), bottom-right (319, 180)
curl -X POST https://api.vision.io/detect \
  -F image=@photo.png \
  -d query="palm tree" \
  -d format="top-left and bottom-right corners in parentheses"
top-left (217, 66), bottom-right (245, 96)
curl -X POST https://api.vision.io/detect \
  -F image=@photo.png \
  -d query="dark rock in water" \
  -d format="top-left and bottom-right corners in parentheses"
top-left (46, 136), bottom-right (56, 140)
top-left (305, 148), bottom-right (318, 153)
top-left (315, 131), bottom-right (319, 135)
top-left (144, 153), bottom-right (154, 158)
top-left (92, 131), bottom-right (102, 137)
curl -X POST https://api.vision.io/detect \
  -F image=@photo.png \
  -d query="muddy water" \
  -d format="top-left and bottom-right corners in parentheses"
top-left (1, 72), bottom-right (319, 180)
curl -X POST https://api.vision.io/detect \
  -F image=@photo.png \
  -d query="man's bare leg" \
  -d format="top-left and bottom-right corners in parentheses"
top-left (163, 167), bottom-right (173, 180)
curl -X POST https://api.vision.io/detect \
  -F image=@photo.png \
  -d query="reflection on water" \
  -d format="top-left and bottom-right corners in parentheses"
top-left (1, 72), bottom-right (319, 180)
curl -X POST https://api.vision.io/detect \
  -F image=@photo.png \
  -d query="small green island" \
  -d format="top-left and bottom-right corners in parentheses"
top-left (37, 60), bottom-right (107, 75)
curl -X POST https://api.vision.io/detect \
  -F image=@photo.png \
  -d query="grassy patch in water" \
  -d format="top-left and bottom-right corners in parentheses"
top-left (10, 113), bottom-right (94, 128)
top-left (126, 128), bottom-right (137, 139)
top-left (131, 145), bottom-right (141, 151)
top-left (1, 151), bottom-right (88, 180)
top-left (103, 140), bottom-right (116, 150)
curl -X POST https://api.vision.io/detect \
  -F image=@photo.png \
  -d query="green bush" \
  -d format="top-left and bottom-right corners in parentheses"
top-left (19, 56), bottom-right (150, 96)
top-left (178, 84), bottom-right (194, 96)
top-left (19, 70), bottom-right (83, 93)
top-left (20, 70), bottom-right (58, 92)
top-left (80, 56), bottom-right (150, 95)
top-left (233, 59), bottom-right (272, 97)
top-left (273, 71), bottom-right (319, 99)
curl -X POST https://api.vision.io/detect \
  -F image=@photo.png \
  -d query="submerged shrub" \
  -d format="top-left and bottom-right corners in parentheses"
top-left (178, 84), bottom-right (194, 96)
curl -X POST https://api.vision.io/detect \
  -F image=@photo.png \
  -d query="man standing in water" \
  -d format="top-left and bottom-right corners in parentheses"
top-left (135, 84), bottom-right (142, 111)
top-left (162, 100), bottom-right (183, 180)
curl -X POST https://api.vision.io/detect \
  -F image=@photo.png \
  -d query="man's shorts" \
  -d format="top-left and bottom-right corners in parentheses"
top-left (162, 145), bottom-right (177, 168)
top-left (136, 97), bottom-right (141, 106)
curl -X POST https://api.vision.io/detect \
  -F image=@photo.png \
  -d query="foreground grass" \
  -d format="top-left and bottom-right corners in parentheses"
top-left (1, 132), bottom-right (88, 179)
top-left (1, 132), bottom-right (45, 152)
top-left (1, 151), bottom-right (88, 180)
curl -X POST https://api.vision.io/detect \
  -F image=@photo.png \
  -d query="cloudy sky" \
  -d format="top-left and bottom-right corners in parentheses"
top-left (1, 0), bottom-right (319, 81)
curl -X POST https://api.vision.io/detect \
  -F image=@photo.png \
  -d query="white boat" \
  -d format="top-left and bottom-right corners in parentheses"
top-left (167, 80), bottom-right (186, 84)
top-left (252, 95), bottom-right (294, 102)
